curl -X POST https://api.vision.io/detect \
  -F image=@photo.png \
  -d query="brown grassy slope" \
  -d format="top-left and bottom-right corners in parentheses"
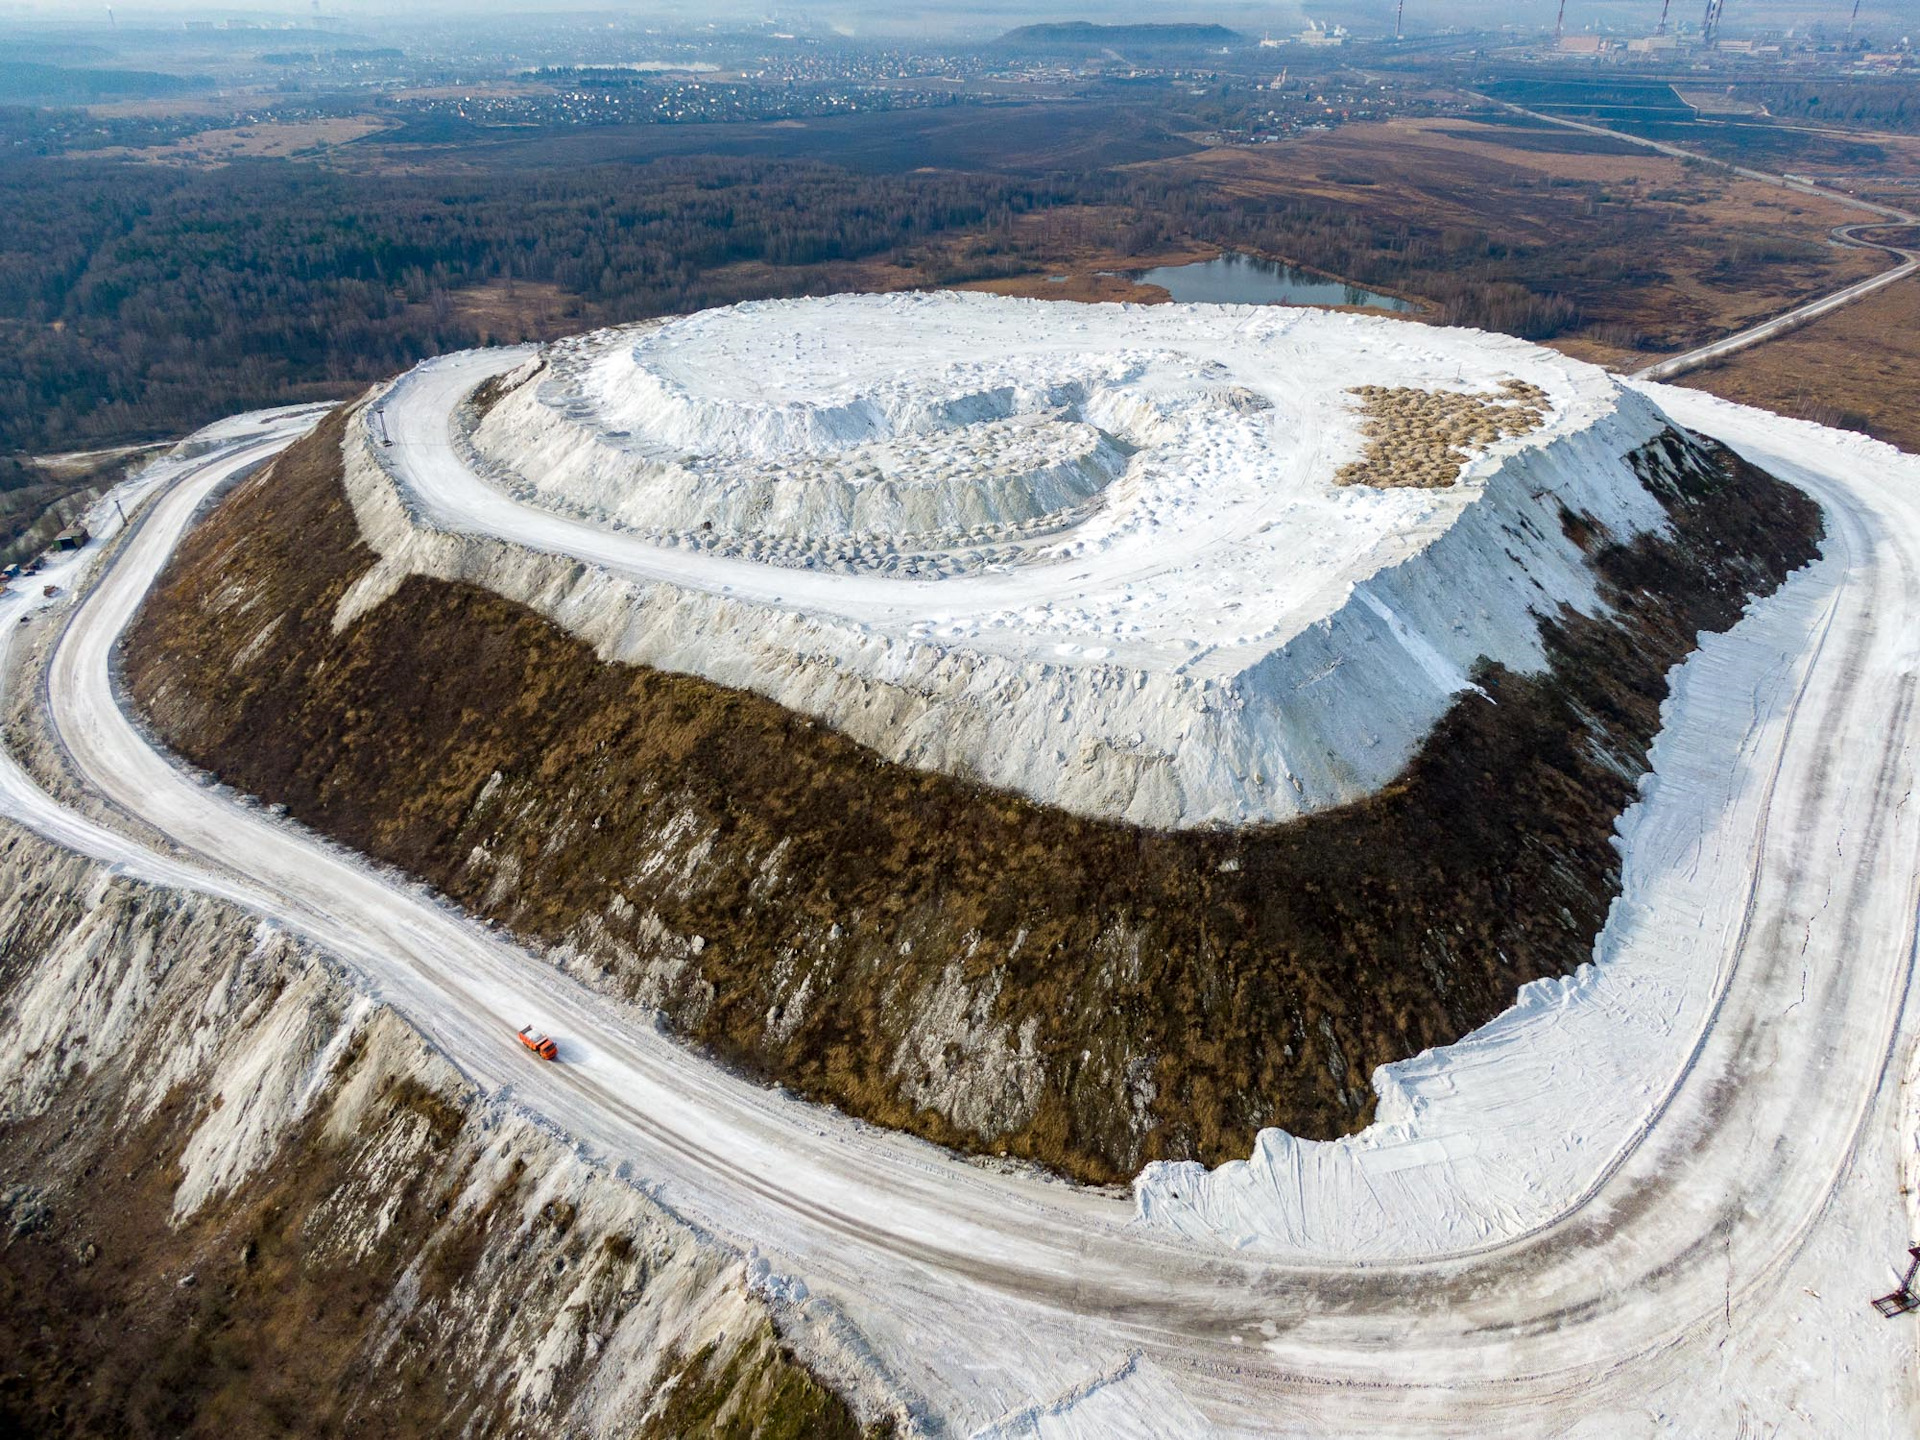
top-left (2, 1094), bottom-right (851, 1440)
top-left (123, 413), bottom-right (1820, 1183)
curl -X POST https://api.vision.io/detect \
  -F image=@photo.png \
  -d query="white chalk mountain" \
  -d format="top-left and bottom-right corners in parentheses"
top-left (352, 292), bottom-right (1692, 829)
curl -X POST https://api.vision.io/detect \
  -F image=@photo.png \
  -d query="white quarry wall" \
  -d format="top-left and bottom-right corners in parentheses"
top-left (0, 822), bottom-right (905, 1432)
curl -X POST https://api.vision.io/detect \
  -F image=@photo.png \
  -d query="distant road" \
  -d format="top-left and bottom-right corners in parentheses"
top-left (1479, 100), bottom-right (1920, 382)
top-left (1635, 219), bottom-right (1919, 382)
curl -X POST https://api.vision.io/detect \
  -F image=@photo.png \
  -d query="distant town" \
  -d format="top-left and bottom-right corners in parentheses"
top-left (2, 12), bottom-right (1911, 156)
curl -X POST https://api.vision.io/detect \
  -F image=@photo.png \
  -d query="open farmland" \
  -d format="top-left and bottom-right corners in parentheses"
top-left (1679, 271), bottom-right (1920, 452)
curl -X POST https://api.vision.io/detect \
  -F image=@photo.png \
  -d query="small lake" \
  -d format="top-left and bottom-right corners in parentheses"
top-left (1133, 252), bottom-right (1413, 312)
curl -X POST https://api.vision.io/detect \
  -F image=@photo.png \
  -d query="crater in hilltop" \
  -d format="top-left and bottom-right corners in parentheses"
top-left (372, 294), bottom-right (1692, 829)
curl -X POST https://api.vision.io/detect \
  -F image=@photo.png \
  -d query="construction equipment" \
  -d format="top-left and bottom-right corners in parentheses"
top-left (517, 1025), bottom-right (559, 1061)
top-left (1701, 0), bottom-right (1726, 46)
top-left (1555, 0), bottom-right (1568, 42)
top-left (1656, 0), bottom-right (1672, 35)
top-left (1872, 1247), bottom-right (1920, 1317)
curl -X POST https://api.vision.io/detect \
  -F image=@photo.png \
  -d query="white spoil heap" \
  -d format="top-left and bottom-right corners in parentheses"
top-left (350, 291), bottom-right (1688, 829)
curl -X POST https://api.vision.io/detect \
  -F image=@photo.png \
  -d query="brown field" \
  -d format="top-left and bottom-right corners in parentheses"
top-left (1678, 273), bottom-right (1920, 455)
top-left (447, 279), bottom-right (584, 346)
top-left (81, 115), bottom-right (393, 167)
top-left (685, 240), bottom-right (1222, 311)
top-left (82, 97), bottom-right (239, 120)
top-left (1673, 88), bottom-right (1767, 117)
top-left (962, 268), bottom-right (1195, 304)
top-left (22, 101), bottom-right (1913, 465)
top-left (879, 116), bottom-right (1893, 363)
top-left (588, 115), bottom-right (1910, 403)
top-left (1164, 118), bottom-right (1887, 359)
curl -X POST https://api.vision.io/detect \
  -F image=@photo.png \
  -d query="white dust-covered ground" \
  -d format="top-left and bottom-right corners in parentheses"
top-left (1139, 383), bottom-right (1920, 1286)
top-left (362, 293), bottom-right (1699, 829)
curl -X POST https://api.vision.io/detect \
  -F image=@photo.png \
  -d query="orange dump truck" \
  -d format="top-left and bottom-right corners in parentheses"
top-left (517, 1026), bottom-right (558, 1061)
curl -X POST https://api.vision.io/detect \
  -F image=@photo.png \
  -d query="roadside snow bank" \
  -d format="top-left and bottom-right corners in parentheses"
top-left (348, 294), bottom-right (1692, 829)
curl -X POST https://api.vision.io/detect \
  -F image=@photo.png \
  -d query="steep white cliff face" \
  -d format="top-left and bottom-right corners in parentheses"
top-left (349, 294), bottom-right (1693, 828)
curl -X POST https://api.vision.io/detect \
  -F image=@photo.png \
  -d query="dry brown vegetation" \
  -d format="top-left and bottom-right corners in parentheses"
top-left (445, 280), bottom-right (583, 348)
top-left (12, 103), bottom-right (1902, 461)
top-left (1336, 380), bottom-right (1549, 489)
top-left (79, 116), bottom-right (394, 168)
top-left (0, 1091), bottom-right (866, 1440)
top-left (1159, 117), bottom-right (1886, 358)
top-left (122, 414), bottom-right (1820, 1184)
top-left (1679, 273), bottom-right (1920, 454)
top-left (0, 835), bottom-right (870, 1439)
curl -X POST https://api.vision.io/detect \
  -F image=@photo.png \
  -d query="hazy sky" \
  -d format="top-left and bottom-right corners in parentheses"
top-left (0, 0), bottom-right (1901, 39)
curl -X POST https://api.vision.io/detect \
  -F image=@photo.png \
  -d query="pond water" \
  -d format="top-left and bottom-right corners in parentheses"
top-left (1133, 252), bottom-right (1413, 311)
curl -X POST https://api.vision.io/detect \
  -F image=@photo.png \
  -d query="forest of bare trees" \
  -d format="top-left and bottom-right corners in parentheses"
top-left (0, 130), bottom-right (1620, 457)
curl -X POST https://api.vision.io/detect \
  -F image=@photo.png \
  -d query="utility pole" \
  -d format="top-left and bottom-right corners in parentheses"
top-left (1396, 0), bottom-right (1405, 40)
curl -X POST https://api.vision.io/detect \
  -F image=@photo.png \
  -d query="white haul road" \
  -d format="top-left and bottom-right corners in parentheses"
top-left (2, 379), bottom-right (1918, 1436)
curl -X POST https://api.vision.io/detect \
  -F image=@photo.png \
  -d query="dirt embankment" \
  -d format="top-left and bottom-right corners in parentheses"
top-left (0, 826), bottom-right (883, 1439)
top-left (122, 411), bottom-right (1822, 1184)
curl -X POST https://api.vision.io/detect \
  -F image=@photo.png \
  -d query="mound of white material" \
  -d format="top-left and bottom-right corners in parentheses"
top-left (357, 292), bottom-right (1688, 829)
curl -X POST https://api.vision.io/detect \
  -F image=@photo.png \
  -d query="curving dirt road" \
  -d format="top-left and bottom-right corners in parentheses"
top-left (1, 379), bottom-right (1917, 1433)
top-left (1481, 100), bottom-right (1920, 386)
